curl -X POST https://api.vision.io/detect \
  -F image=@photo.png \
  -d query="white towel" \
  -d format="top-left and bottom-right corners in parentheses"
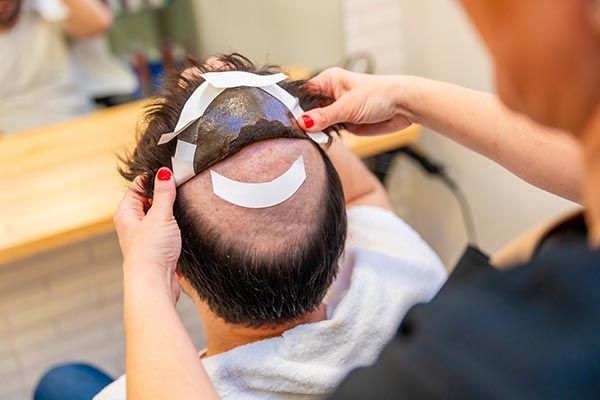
top-left (96, 206), bottom-right (447, 400)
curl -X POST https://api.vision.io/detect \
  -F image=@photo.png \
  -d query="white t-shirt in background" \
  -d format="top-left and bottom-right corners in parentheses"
top-left (0, 4), bottom-right (92, 134)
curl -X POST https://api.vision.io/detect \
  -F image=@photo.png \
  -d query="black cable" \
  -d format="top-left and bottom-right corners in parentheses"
top-left (438, 174), bottom-right (479, 246)
top-left (397, 147), bottom-right (479, 246)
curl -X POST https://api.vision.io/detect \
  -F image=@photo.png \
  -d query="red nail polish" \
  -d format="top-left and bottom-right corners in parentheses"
top-left (302, 115), bottom-right (315, 129)
top-left (157, 168), bottom-right (172, 181)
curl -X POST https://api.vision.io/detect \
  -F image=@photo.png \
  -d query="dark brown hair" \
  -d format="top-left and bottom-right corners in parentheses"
top-left (119, 54), bottom-right (347, 326)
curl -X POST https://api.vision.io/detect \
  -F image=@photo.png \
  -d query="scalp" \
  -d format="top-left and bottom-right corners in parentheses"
top-left (178, 138), bottom-right (326, 254)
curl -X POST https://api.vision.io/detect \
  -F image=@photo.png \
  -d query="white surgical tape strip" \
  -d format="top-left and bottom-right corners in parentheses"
top-left (158, 82), bottom-right (225, 145)
top-left (171, 139), bottom-right (197, 185)
top-left (174, 140), bottom-right (196, 160)
top-left (305, 131), bottom-right (329, 144)
top-left (210, 156), bottom-right (306, 208)
top-left (172, 157), bottom-right (195, 186)
top-left (202, 71), bottom-right (287, 88)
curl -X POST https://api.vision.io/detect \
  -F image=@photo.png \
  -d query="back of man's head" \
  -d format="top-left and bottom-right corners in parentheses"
top-left (120, 54), bottom-right (347, 327)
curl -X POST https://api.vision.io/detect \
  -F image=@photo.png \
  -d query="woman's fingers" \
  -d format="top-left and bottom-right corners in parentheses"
top-left (306, 67), bottom-right (344, 98)
top-left (148, 168), bottom-right (177, 219)
top-left (114, 175), bottom-right (148, 231)
top-left (299, 95), bottom-right (353, 132)
top-left (301, 68), bottom-right (349, 131)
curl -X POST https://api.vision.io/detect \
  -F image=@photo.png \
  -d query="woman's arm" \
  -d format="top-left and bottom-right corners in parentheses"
top-left (400, 78), bottom-right (582, 203)
top-left (300, 69), bottom-right (583, 203)
top-left (61, 0), bottom-right (113, 37)
top-left (123, 272), bottom-right (216, 400)
top-left (114, 170), bottom-right (219, 400)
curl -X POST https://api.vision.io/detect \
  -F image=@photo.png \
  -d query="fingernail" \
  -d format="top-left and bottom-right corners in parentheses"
top-left (302, 115), bottom-right (315, 129)
top-left (157, 168), bottom-right (172, 181)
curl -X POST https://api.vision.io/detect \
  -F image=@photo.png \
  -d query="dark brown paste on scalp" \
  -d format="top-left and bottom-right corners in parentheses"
top-left (176, 87), bottom-right (309, 173)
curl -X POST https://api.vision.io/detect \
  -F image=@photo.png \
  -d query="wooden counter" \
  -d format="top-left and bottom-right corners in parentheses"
top-left (0, 101), bottom-right (420, 264)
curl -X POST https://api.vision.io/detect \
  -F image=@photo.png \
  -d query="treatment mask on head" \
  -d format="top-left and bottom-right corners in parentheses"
top-left (158, 71), bottom-right (328, 207)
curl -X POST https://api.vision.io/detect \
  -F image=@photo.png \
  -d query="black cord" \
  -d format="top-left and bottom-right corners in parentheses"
top-left (397, 147), bottom-right (479, 246)
top-left (438, 174), bottom-right (479, 246)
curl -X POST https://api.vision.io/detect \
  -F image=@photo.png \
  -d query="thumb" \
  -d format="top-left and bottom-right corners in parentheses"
top-left (149, 167), bottom-right (177, 218)
top-left (299, 97), bottom-right (350, 132)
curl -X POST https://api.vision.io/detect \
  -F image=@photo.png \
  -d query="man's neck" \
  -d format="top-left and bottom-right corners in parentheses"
top-left (198, 303), bottom-right (327, 357)
top-left (581, 105), bottom-right (600, 247)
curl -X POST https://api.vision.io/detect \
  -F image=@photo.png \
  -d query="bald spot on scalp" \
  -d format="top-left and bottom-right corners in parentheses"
top-left (178, 138), bottom-right (327, 257)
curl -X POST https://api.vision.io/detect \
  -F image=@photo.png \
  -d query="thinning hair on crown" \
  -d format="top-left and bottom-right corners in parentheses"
top-left (118, 54), bottom-right (347, 327)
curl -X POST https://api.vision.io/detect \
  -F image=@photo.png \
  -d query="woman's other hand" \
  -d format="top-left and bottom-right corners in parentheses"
top-left (113, 168), bottom-right (182, 304)
top-left (299, 67), bottom-right (417, 135)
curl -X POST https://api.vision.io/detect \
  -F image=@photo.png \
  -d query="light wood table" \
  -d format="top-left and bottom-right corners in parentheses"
top-left (0, 101), bottom-right (420, 264)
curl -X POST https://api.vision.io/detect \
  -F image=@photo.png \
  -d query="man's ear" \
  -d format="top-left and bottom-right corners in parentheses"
top-left (176, 269), bottom-right (199, 300)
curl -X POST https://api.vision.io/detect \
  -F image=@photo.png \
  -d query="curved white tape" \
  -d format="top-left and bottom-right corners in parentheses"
top-left (202, 71), bottom-right (287, 88)
top-left (210, 156), bottom-right (306, 208)
top-left (306, 132), bottom-right (330, 144)
top-left (172, 157), bottom-right (196, 186)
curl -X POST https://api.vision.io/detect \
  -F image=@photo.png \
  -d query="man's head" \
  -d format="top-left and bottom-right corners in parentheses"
top-left (0, 0), bottom-right (21, 28)
top-left (458, 0), bottom-right (600, 134)
top-left (120, 54), bottom-right (347, 327)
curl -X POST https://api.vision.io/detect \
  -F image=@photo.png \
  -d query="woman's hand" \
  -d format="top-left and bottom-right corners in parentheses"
top-left (116, 169), bottom-right (219, 400)
top-left (299, 67), bottom-right (417, 135)
top-left (113, 168), bottom-right (182, 304)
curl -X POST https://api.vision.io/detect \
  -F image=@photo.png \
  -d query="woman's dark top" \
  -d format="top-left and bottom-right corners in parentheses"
top-left (330, 215), bottom-right (600, 399)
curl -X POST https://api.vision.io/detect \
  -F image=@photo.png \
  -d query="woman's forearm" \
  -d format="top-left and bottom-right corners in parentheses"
top-left (124, 270), bottom-right (218, 400)
top-left (397, 77), bottom-right (583, 202)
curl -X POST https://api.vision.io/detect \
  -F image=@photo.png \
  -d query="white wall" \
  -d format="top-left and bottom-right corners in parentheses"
top-left (390, 0), bottom-right (578, 265)
top-left (188, 0), bottom-right (345, 70)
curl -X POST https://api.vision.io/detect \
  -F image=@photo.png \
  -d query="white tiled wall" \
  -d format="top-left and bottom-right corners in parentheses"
top-left (0, 233), bottom-right (205, 400)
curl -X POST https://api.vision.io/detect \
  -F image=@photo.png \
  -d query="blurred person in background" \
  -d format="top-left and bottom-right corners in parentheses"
top-left (0, 0), bottom-right (112, 134)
